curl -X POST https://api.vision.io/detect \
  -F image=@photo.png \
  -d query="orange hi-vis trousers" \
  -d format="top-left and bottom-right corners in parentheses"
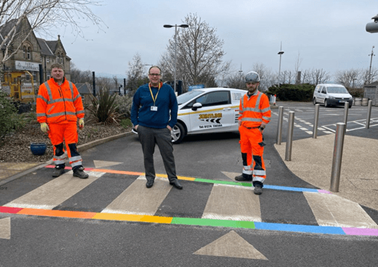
top-left (239, 125), bottom-right (266, 185)
top-left (48, 122), bottom-right (83, 170)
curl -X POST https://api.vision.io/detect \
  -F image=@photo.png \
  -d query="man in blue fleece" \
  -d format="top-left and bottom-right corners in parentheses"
top-left (131, 66), bottom-right (182, 190)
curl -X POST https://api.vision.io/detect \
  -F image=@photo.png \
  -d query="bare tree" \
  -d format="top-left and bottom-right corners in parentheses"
top-left (159, 13), bottom-right (230, 90)
top-left (307, 68), bottom-right (331, 85)
top-left (224, 70), bottom-right (244, 89)
top-left (360, 68), bottom-right (378, 86)
top-left (336, 69), bottom-right (360, 87)
top-left (126, 53), bottom-right (148, 93)
top-left (70, 62), bottom-right (92, 84)
top-left (0, 0), bottom-right (105, 67)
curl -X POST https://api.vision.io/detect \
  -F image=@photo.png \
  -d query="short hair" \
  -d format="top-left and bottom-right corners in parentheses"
top-left (148, 66), bottom-right (161, 74)
top-left (51, 63), bottom-right (64, 70)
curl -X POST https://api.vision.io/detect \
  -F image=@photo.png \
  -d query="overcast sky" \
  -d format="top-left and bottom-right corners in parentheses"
top-left (52, 0), bottom-right (377, 79)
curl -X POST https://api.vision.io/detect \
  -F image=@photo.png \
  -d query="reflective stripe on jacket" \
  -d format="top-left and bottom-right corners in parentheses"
top-left (239, 91), bottom-right (271, 128)
top-left (36, 78), bottom-right (85, 124)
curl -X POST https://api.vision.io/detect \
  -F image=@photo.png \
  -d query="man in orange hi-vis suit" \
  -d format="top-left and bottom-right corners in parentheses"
top-left (235, 71), bottom-right (271, 195)
top-left (36, 63), bottom-right (88, 179)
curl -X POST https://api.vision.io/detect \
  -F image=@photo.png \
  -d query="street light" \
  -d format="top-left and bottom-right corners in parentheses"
top-left (163, 24), bottom-right (189, 93)
top-left (368, 46), bottom-right (375, 84)
top-left (278, 42), bottom-right (284, 79)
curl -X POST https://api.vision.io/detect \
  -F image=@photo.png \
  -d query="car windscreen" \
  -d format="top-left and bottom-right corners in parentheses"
top-left (327, 87), bottom-right (348, 94)
top-left (177, 90), bottom-right (204, 105)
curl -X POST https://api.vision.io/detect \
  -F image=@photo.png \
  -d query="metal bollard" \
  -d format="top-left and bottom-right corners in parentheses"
top-left (343, 102), bottom-right (349, 127)
top-left (276, 106), bottom-right (284, 145)
top-left (366, 100), bottom-right (372, 129)
top-left (285, 111), bottom-right (295, 161)
top-left (330, 123), bottom-right (346, 192)
top-left (313, 104), bottom-right (320, 139)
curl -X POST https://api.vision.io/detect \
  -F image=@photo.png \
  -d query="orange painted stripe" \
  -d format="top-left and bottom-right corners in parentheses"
top-left (93, 213), bottom-right (172, 224)
top-left (92, 169), bottom-right (144, 176)
top-left (18, 208), bottom-right (96, 219)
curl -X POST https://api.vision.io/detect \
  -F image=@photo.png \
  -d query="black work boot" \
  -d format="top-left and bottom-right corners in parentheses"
top-left (73, 167), bottom-right (89, 179)
top-left (52, 166), bottom-right (65, 177)
top-left (235, 173), bottom-right (252, 181)
top-left (253, 182), bottom-right (263, 195)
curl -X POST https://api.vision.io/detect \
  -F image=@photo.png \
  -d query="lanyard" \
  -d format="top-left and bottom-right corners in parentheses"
top-left (149, 82), bottom-right (161, 105)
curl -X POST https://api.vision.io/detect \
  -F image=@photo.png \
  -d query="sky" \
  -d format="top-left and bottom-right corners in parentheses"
top-left (50, 0), bottom-right (378, 80)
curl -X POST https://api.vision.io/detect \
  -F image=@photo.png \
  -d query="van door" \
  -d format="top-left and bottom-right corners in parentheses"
top-left (319, 86), bottom-right (327, 104)
top-left (187, 91), bottom-right (234, 133)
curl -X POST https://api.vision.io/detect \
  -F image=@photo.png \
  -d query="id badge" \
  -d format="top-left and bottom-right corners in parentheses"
top-left (151, 106), bottom-right (158, 112)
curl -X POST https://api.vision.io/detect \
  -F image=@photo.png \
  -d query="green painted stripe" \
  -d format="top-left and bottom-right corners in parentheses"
top-left (194, 178), bottom-right (252, 187)
top-left (171, 217), bottom-right (255, 229)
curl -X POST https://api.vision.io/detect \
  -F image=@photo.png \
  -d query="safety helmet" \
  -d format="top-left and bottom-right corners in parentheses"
top-left (245, 71), bottom-right (260, 83)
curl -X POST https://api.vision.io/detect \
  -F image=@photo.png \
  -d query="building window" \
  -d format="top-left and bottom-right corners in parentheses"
top-left (27, 47), bottom-right (32, 60)
top-left (23, 46), bottom-right (27, 59)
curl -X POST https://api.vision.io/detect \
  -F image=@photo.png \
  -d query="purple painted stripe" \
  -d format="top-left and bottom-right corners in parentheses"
top-left (342, 227), bottom-right (378, 236)
top-left (318, 190), bottom-right (332, 194)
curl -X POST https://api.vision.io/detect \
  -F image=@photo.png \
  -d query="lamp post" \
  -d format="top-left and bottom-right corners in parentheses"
top-left (278, 42), bottom-right (284, 82)
top-left (368, 46), bottom-right (375, 84)
top-left (163, 24), bottom-right (189, 93)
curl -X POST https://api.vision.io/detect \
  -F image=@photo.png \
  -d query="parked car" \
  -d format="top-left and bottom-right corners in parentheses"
top-left (313, 84), bottom-right (353, 108)
top-left (171, 87), bottom-right (247, 143)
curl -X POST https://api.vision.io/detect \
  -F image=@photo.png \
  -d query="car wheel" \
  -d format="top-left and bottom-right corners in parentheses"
top-left (171, 122), bottom-right (186, 144)
top-left (313, 98), bottom-right (317, 105)
top-left (324, 99), bottom-right (328, 107)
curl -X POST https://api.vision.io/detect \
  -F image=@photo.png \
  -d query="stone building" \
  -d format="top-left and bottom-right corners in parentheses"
top-left (0, 17), bottom-right (71, 102)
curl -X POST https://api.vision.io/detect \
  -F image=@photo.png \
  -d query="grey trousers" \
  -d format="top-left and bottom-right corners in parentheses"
top-left (138, 125), bottom-right (177, 182)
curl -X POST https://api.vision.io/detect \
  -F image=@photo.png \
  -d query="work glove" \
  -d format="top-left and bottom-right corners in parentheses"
top-left (79, 118), bottom-right (84, 130)
top-left (40, 122), bottom-right (49, 133)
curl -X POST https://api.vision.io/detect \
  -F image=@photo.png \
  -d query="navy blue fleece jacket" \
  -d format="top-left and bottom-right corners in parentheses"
top-left (131, 83), bottom-right (178, 129)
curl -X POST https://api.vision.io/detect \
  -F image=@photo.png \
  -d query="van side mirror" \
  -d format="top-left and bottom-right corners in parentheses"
top-left (192, 102), bottom-right (202, 111)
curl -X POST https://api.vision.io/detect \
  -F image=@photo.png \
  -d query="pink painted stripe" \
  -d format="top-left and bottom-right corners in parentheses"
top-left (318, 190), bottom-right (331, 194)
top-left (0, 206), bottom-right (23, 214)
top-left (342, 227), bottom-right (378, 236)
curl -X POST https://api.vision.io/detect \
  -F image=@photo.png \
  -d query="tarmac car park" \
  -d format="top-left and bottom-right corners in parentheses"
top-left (171, 87), bottom-right (247, 143)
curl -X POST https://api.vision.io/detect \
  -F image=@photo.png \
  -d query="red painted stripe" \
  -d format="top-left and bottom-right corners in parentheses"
top-left (0, 206), bottom-right (23, 214)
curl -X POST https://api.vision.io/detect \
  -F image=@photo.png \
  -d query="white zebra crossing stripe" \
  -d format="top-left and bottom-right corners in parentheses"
top-left (4, 171), bottom-right (103, 210)
top-left (202, 184), bottom-right (261, 222)
top-left (102, 176), bottom-right (172, 215)
top-left (304, 192), bottom-right (378, 228)
top-left (0, 217), bottom-right (11, 240)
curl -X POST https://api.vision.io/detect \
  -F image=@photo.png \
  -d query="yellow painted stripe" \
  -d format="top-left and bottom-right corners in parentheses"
top-left (178, 105), bottom-right (239, 116)
top-left (93, 213), bottom-right (172, 224)
top-left (155, 173), bottom-right (195, 181)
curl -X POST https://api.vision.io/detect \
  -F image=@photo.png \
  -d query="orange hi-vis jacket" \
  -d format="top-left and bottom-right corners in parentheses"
top-left (238, 91), bottom-right (271, 127)
top-left (36, 78), bottom-right (85, 124)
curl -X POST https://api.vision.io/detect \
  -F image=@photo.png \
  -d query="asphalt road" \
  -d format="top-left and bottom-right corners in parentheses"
top-left (0, 101), bottom-right (377, 267)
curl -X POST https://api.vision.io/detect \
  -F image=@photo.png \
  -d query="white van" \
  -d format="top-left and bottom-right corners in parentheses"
top-left (313, 84), bottom-right (353, 108)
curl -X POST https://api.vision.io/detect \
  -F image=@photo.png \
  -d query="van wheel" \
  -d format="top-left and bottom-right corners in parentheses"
top-left (313, 98), bottom-right (317, 105)
top-left (324, 99), bottom-right (328, 107)
top-left (171, 122), bottom-right (186, 144)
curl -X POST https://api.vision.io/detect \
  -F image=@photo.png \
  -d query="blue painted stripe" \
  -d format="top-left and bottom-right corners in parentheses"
top-left (195, 178), bottom-right (320, 193)
top-left (264, 184), bottom-right (319, 193)
top-left (255, 222), bottom-right (346, 235)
